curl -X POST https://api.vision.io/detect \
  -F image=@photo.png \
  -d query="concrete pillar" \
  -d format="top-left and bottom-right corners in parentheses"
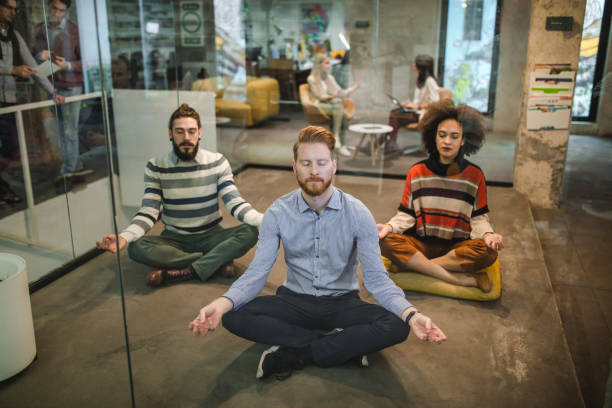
top-left (513, 0), bottom-right (586, 208)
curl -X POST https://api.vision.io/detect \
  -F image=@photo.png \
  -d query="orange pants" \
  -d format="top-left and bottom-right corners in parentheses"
top-left (380, 233), bottom-right (498, 273)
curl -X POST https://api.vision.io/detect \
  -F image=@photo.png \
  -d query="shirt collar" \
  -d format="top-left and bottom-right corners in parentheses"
top-left (52, 18), bottom-right (66, 31)
top-left (297, 186), bottom-right (342, 213)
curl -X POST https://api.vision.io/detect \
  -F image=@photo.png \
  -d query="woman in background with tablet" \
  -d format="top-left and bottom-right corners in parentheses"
top-left (385, 54), bottom-right (440, 154)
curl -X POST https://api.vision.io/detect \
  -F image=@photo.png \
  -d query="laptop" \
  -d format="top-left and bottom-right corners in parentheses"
top-left (387, 94), bottom-right (416, 113)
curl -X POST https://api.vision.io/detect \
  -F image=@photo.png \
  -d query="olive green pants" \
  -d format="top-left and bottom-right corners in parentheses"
top-left (127, 224), bottom-right (258, 281)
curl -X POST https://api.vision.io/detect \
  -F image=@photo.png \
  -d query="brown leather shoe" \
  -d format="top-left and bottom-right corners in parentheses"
top-left (216, 261), bottom-right (238, 279)
top-left (146, 267), bottom-right (198, 287)
top-left (474, 272), bottom-right (492, 293)
top-left (146, 269), bottom-right (164, 286)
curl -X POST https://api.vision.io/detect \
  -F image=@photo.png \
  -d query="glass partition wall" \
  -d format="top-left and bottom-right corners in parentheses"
top-left (1, 0), bottom-right (527, 406)
top-left (0, 0), bottom-right (135, 405)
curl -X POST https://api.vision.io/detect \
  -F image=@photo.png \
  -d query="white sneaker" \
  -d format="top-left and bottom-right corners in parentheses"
top-left (256, 345), bottom-right (279, 379)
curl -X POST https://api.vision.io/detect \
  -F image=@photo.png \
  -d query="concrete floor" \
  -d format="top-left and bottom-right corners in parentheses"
top-left (0, 167), bottom-right (587, 407)
top-left (532, 134), bottom-right (612, 408)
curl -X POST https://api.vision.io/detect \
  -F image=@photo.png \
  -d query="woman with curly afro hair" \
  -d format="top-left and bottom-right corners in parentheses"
top-left (376, 101), bottom-right (503, 292)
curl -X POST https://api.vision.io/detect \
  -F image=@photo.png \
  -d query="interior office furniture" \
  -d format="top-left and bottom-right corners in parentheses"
top-left (192, 77), bottom-right (280, 127)
top-left (349, 123), bottom-right (394, 166)
top-left (298, 83), bottom-right (355, 127)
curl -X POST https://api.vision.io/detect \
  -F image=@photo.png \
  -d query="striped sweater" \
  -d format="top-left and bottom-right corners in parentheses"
top-left (120, 149), bottom-right (263, 243)
top-left (387, 156), bottom-right (493, 241)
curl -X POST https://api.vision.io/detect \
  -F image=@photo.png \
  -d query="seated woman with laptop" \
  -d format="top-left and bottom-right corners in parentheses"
top-left (384, 54), bottom-right (440, 154)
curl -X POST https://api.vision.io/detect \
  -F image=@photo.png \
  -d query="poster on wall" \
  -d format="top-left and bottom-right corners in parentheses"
top-left (180, 1), bottom-right (205, 47)
top-left (301, 3), bottom-right (330, 53)
top-left (526, 63), bottom-right (575, 130)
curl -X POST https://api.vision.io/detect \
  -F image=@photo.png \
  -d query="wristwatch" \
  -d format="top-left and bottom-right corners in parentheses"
top-left (405, 310), bottom-right (418, 325)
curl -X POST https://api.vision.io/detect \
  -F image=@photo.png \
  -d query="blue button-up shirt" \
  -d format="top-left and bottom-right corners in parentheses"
top-left (223, 187), bottom-right (413, 318)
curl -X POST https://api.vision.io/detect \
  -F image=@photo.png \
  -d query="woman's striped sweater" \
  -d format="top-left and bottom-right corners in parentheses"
top-left (391, 156), bottom-right (493, 241)
top-left (120, 149), bottom-right (262, 243)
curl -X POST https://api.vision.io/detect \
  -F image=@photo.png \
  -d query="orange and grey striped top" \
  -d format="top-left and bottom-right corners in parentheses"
top-left (399, 157), bottom-right (489, 241)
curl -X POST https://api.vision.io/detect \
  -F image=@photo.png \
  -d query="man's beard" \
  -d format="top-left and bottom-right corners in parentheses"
top-left (172, 138), bottom-right (200, 161)
top-left (296, 174), bottom-right (332, 197)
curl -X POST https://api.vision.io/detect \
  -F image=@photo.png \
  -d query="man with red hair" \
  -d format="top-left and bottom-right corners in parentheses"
top-left (190, 125), bottom-right (446, 380)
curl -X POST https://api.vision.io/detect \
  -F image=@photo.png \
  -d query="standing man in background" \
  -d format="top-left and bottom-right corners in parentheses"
top-left (0, 0), bottom-right (63, 204)
top-left (33, 0), bottom-right (89, 188)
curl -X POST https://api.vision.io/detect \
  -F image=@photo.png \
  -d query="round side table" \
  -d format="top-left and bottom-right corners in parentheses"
top-left (348, 123), bottom-right (393, 166)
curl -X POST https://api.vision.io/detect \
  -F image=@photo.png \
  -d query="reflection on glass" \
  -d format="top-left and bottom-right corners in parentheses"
top-left (572, 0), bottom-right (605, 118)
top-left (0, 0), bottom-right (119, 280)
top-left (442, 0), bottom-right (498, 112)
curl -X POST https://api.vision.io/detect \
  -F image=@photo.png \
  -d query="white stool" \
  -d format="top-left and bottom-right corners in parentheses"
top-left (0, 253), bottom-right (36, 381)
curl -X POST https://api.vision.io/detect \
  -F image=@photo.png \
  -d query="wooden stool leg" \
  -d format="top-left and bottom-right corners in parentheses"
top-left (370, 134), bottom-right (376, 166)
top-left (375, 134), bottom-right (383, 162)
top-left (352, 133), bottom-right (367, 160)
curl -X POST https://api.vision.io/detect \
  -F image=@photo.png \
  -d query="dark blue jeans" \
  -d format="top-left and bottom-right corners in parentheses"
top-left (222, 285), bottom-right (410, 367)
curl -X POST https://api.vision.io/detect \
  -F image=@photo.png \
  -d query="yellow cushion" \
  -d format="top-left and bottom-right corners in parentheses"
top-left (383, 257), bottom-right (501, 301)
top-left (214, 99), bottom-right (252, 127)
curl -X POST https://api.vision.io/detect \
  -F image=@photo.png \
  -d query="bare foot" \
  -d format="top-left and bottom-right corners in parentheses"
top-left (473, 273), bottom-right (492, 293)
top-left (452, 272), bottom-right (479, 287)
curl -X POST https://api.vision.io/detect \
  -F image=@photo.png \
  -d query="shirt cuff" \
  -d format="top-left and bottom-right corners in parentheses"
top-left (390, 298), bottom-right (414, 319)
top-left (221, 288), bottom-right (242, 311)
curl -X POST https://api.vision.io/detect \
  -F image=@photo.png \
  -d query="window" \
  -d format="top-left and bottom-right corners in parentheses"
top-left (572, 0), bottom-right (611, 121)
top-left (441, 0), bottom-right (501, 113)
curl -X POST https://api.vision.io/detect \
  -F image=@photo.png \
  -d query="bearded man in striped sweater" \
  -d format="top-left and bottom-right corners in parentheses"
top-left (97, 104), bottom-right (262, 287)
top-left (377, 101), bottom-right (503, 293)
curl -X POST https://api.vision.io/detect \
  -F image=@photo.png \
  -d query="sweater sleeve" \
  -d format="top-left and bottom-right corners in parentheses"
top-left (119, 159), bottom-right (162, 243)
top-left (470, 214), bottom-right (494, 239)
top-left (387, 169), bottom-right (416, 233)
top-left (0, 49), bottom-right (12, 74)
top-left (65, 22), bottom-right (82, 73)
top-left (217, 157), bottom-right (263, 227)
top-left (15, 31), bottom-right (54, 95)
top-left (469, 168), bottom-right (492, 239)
top-left (326, 74), bottom-right (347, 98)
top-left (386, 211), bottom-right (416, 234)
top-left (471, 168), bottom-right (489, 217)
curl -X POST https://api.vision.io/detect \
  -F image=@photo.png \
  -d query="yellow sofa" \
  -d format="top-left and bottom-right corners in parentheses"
top-left (191, 76), bottom-right (280, 127)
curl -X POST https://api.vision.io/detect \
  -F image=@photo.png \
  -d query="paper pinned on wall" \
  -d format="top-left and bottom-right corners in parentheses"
top-left (35, 61), bottom-right (61, 78)
top-left (526, 64), bottom-right (575, 130)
